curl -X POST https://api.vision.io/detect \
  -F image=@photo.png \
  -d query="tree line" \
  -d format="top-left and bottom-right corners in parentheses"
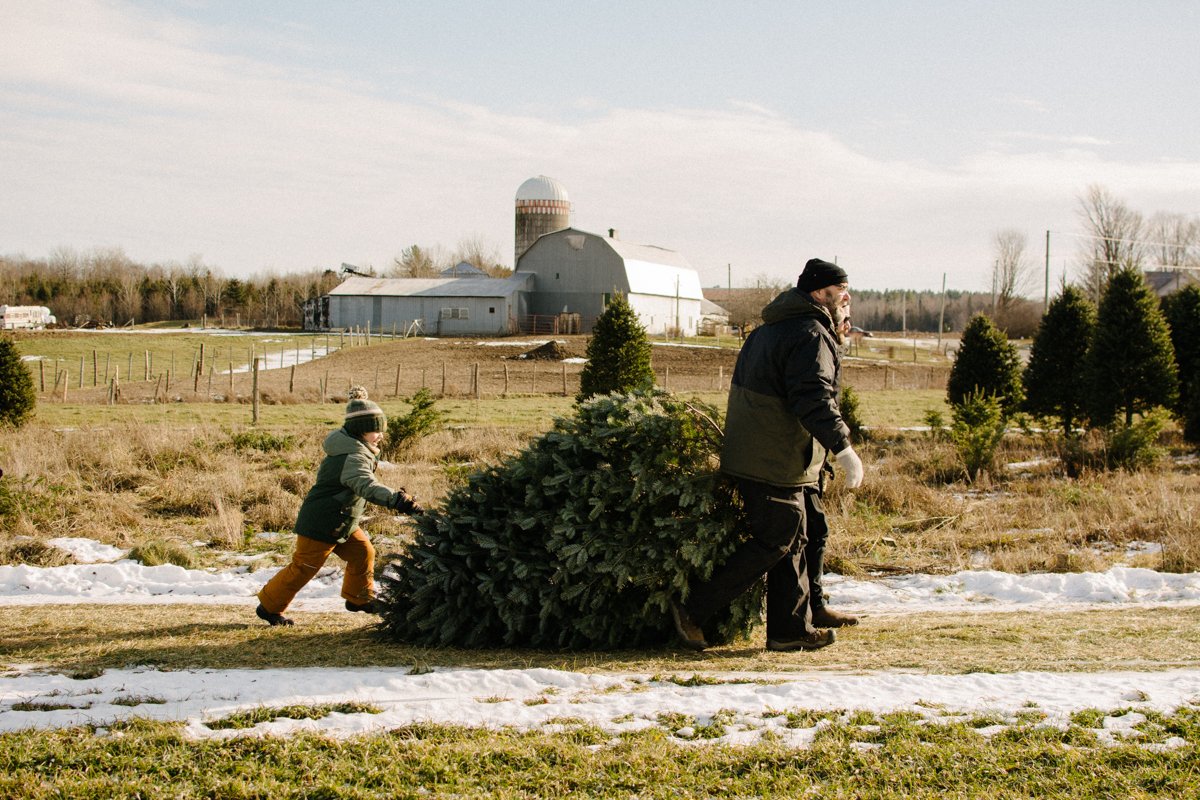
top-left (0, 238), bottom-right (516, 330)
top-left (0, 248), bottom-right (340, 329)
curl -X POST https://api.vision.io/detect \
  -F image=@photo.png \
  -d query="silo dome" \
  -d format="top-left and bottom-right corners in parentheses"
top-left (516, 175), bottom-right (570, 203)
top-left (514, 175), bottom-right (572, 264)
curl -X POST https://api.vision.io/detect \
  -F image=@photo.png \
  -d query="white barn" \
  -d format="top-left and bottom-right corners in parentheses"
top-left (515, 228), bottom-right (704, 335)
top-left (325, 274), bottom-right (534, 336)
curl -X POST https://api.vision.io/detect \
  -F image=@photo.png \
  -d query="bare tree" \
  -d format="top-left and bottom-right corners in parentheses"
top-left (451, 235), bottom-right (510, 277)
top-left (390, 244), bottom-right (444, 278)
top-left (991, 229), bottom-right (1034, 311)
top-left (1146, 211), bottom-right (1199, 268)
top-left (47, 246), bottom-right (80, 283)
top-left (1076, 184), bottom-right (1146, 301)
top-left (718, 274), bottom-right (790, 334)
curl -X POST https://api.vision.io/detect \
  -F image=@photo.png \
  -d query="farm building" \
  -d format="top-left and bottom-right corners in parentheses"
top-left (307, 175), bottom-right (704, 336)
top-left (1145, 269), bottom-right (1200, 297)
top-left (321, 273), bottom-right (534, 336)
top-left (516, 227), bottom-right (704, 336)
top-left (0, 305), bottom-right (56, 329)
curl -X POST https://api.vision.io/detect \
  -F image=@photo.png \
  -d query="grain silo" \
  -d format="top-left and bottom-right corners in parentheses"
top-left (514, 175), bottom-right (571, 265)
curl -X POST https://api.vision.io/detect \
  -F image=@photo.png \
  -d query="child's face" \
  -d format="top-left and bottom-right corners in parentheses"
top-left (362, 431), bottom-right (384, 446)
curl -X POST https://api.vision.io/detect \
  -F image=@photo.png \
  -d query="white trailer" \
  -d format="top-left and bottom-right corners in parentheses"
top-left (0, 305), bottom-right (56, 330)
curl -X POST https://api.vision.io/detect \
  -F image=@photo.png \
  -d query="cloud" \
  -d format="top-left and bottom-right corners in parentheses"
top-left (998, 131), bottom-right (1114, 148)
top-left (997, 94), bottom-right (1050, 114)
top-left (2, 1), bottom-right (1199, 292)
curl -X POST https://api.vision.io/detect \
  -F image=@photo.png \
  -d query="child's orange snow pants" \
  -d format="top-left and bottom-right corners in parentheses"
top-left (257, 529), bottom-right (375, 612)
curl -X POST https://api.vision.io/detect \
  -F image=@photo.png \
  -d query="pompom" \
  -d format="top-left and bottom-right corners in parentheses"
top-left (348, 386), bottom-right (369, 401)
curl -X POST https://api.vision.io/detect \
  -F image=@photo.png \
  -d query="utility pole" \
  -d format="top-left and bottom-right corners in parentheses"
top-left (991, 260), bottom-right (998, 315)
top-left (727, 263), bottom-right (731, 290)
top-left (937, 273), bottom-right (946, 349)
top-left (674, 275), bottom-right (681, 341)
top-left (1044, 230), bottom-right (1051, 313)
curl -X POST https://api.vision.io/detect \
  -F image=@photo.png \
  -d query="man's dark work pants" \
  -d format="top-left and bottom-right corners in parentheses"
top-left (684, 478), bottom-right (824, 640)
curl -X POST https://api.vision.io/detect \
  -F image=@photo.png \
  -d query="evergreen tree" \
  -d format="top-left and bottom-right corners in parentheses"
top-left (946, 313), bottom-right (1024, 416)
top-left (0, 337), bottom-right (36, 428)
top-left (1084, 267), bottom-right (1178, 427)
top-left (1161, 286), bottom-right (1200, 442)
top-left (377, 391), bottom-right (757, 650)
top-left (577, 294), bottom-right (655, 401)
top-left (1022, 286), bottom-right (1096, 436)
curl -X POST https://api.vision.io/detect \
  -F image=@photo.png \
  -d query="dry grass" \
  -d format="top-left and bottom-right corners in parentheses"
top-left (3, 397), bottom-right (1199, 577)
top-left (3, 603), bottom-right (1198, 676)
top-left (820, 432), bottom-right (1200, 576)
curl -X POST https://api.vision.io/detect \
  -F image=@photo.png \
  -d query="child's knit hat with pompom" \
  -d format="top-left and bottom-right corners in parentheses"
top-left (343, 386), bottom-right (387, 436)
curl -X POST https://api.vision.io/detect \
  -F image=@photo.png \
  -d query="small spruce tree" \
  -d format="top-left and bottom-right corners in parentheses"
top-left (381, 387), bottom-right (442, 458)
top-left (839, 385), bottom-right (867, 443)
top-left (1022, 286), bottom-right (1096, 437)
top-left (1084, 267), bottom-right (1178, 427)
top-left (1161, 286), bottom-right (1200, 442)
top-left (0, 337), bottom-right (36, 428)
top-left (950, 390), bottom-right (1006, 482)
top-left (577, 293), bottom-right (655, 401)
top-left (947, 313), bottom-right (1024, 417)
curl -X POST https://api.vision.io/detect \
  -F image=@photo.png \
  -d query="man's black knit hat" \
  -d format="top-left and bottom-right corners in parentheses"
top-left (796, 258), bottom-right (849, 292)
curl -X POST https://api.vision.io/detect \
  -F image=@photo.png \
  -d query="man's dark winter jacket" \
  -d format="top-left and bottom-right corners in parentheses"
top-left (294, 428), bottom-right (405, 544)
top-left (720, 288), bottom-right (851, 487)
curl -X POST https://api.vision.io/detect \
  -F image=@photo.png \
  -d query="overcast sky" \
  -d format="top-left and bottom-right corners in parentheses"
top-left (3, 1), bottom-right (1199, 292)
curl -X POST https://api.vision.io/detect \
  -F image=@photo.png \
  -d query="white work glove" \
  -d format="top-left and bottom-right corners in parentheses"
top-left (834, 446), bottom-right (864, 489)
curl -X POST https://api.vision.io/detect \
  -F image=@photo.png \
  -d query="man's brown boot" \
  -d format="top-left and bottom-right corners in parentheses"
top-left (810, 606), bottom-right (859, 628)
top-left (669, 600), bottom-right (709, 651)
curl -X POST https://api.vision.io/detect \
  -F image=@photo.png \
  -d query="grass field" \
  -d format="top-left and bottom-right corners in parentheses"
top-left (2, 330), bottom-right (1198, 797)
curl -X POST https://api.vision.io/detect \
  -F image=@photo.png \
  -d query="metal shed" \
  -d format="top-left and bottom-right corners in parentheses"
top-left (516, 228), bottom-right (704, 335)
top-left (326, 274), bottom-right (534, 336)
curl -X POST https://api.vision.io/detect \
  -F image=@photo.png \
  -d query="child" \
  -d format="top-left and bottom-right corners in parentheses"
top-left (255, 387), bottom-right (422, 626)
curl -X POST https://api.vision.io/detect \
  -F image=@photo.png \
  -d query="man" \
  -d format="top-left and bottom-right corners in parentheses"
top-left (671, 258), bottom-right (864, 652)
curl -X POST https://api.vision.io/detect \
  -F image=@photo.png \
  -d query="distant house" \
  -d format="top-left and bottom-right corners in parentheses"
top-left (698, 298), bottom-right (730, 335)
top-left (516, 228), bottom-right (704, 335)
top-left (1145, 269), bottom-right (1200, 297)
top-left (320, 274), bottom-right (533, 336)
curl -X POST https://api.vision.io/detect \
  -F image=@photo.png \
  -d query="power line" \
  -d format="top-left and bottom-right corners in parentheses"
top-left (1048, 229), bottom-right (1200, 252)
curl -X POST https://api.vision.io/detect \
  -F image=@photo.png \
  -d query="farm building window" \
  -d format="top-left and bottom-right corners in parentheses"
top-left (488, 307), bottom-right (495, 314)
top-left (439, 307), bottom-right (469, 320)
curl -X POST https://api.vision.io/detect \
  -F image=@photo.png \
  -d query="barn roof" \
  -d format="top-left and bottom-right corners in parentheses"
top-left (329, 274), bottom-right (533, 298)
top-left (528, 228), bottom-right (704, 300)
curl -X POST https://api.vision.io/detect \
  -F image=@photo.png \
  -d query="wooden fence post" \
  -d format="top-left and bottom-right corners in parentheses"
top-left (252, 358), bottom-right (260, 424)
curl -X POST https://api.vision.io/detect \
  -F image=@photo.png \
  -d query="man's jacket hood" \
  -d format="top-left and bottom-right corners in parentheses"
top-left (760, 288), bottom-right (833, 327)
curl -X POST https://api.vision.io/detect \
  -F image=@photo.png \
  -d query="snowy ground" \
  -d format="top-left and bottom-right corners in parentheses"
top-left (3, 536), bottom-right (1198, 745)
